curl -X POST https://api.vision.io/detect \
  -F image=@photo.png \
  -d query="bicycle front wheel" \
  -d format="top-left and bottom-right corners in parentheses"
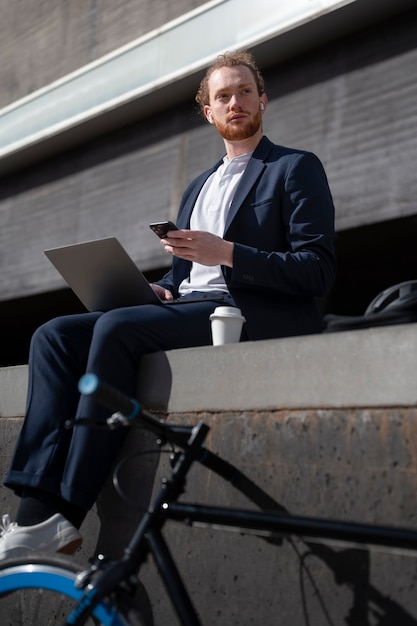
top-left (0, 554), bottom-right (150, 626)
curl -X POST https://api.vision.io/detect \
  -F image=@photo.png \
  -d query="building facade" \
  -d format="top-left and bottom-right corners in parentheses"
top-left (1, 0), bottom-right (416, 364)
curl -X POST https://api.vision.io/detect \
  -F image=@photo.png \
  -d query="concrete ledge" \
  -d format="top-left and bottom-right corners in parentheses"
top-left (138, 322), bottom-right (417, 411)
top-left (2, 323), bottom-right (417, 418)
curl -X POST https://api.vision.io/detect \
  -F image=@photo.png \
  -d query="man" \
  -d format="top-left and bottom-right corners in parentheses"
top-left (1, 51), bottom-right (336, 558)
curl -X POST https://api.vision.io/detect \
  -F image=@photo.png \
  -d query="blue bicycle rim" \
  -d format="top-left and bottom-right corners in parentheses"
top-left (0, 563), bottom-right (128, 626)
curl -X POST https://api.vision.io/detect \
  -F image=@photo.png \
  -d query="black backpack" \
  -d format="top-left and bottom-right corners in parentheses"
top-left (324, 280), bottom-right (417, 332)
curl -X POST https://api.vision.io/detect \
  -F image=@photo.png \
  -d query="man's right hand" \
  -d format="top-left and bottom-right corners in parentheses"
top-left (151, 284), bottom-right (174, 301)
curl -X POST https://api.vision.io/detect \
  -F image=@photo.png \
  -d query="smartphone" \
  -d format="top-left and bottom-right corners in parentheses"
top-left (149, 220), bottom-right (179, 238)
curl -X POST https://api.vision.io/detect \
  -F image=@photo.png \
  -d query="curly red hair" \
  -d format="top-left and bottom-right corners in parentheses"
top-left (195, 50), bottom-right (265, 111)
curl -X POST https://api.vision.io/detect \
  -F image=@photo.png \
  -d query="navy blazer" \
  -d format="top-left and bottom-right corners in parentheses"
top-left (157, 136), bottom-right (336, 340)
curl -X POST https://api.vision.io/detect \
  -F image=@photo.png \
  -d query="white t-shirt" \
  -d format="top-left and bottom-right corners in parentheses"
top-left (179, 152), bottom-right (252, 295)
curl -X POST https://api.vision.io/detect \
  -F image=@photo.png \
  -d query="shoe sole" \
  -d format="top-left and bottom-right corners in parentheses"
top-left (57, 537), bottom-right (83, 556)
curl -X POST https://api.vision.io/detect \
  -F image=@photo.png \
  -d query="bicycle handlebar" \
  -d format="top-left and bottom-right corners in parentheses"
top-left (78, 373), bottom-right (193, 445)
top-left (78, 374), bottom-right (286, 520)
top-left (79, 373), bottom-right (140, 421)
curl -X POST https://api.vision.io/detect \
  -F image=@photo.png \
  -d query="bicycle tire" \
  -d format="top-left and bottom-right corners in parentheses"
top-left (0, 554), bottom-right (150, 626)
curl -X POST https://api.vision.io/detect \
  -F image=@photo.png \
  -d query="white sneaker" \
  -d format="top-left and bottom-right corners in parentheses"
top-left (0, 513), bottom-right (82, 560)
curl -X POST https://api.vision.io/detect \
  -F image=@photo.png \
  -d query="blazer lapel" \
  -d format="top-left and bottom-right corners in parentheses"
top-left (178, 162), bottom-right (221, 228)
top-left (224, 136), bottom-right (272, 233)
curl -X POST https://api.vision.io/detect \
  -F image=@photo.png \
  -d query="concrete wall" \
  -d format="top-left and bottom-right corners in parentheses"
top-left (1, 5), bottom-right (417, 304)
top-left (2, 325), bottom-right (417, 624)
top-left (0, 0), bottom-right (206, 108)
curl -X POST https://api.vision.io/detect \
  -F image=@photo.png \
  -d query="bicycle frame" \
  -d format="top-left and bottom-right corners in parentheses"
top-left (64, 375), bottom-right (417, 625)
top-left (67, 419), bottom-right (417, 626)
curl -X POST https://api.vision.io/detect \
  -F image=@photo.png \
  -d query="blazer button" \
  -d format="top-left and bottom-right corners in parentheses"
top-left (243, 273), bottom-right (254, 282)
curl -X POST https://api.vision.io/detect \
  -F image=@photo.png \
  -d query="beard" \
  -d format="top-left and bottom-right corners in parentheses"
top-left (213, 110), bottom-right (262, 141)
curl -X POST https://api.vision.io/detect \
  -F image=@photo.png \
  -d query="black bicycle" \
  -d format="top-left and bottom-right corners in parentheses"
top-left (1, 373), bottom-right (417, 625)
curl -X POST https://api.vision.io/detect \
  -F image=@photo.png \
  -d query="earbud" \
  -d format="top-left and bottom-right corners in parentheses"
top-left (260, 103), bottom-right (265, 111)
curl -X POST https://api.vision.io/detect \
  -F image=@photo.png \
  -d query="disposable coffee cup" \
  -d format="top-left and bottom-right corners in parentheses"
top-left (209, 306), bottom-right (246, 346)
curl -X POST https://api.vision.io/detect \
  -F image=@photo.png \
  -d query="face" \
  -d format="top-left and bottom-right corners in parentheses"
top-left (204, 65), bottom-right (266, 141)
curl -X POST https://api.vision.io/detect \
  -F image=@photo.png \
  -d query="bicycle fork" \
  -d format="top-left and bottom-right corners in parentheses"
top-left (124, 421), bottom-right (210, 626)
top-left (65, 422), bottom-right (209, 626)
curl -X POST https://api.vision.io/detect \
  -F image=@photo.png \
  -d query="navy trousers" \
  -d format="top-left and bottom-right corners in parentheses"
top-left (5, 295), bottom-right (232, 511)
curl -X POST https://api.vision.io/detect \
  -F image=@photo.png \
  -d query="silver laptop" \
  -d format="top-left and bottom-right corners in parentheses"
top-left (45, 237), bottom-right (162, 311)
